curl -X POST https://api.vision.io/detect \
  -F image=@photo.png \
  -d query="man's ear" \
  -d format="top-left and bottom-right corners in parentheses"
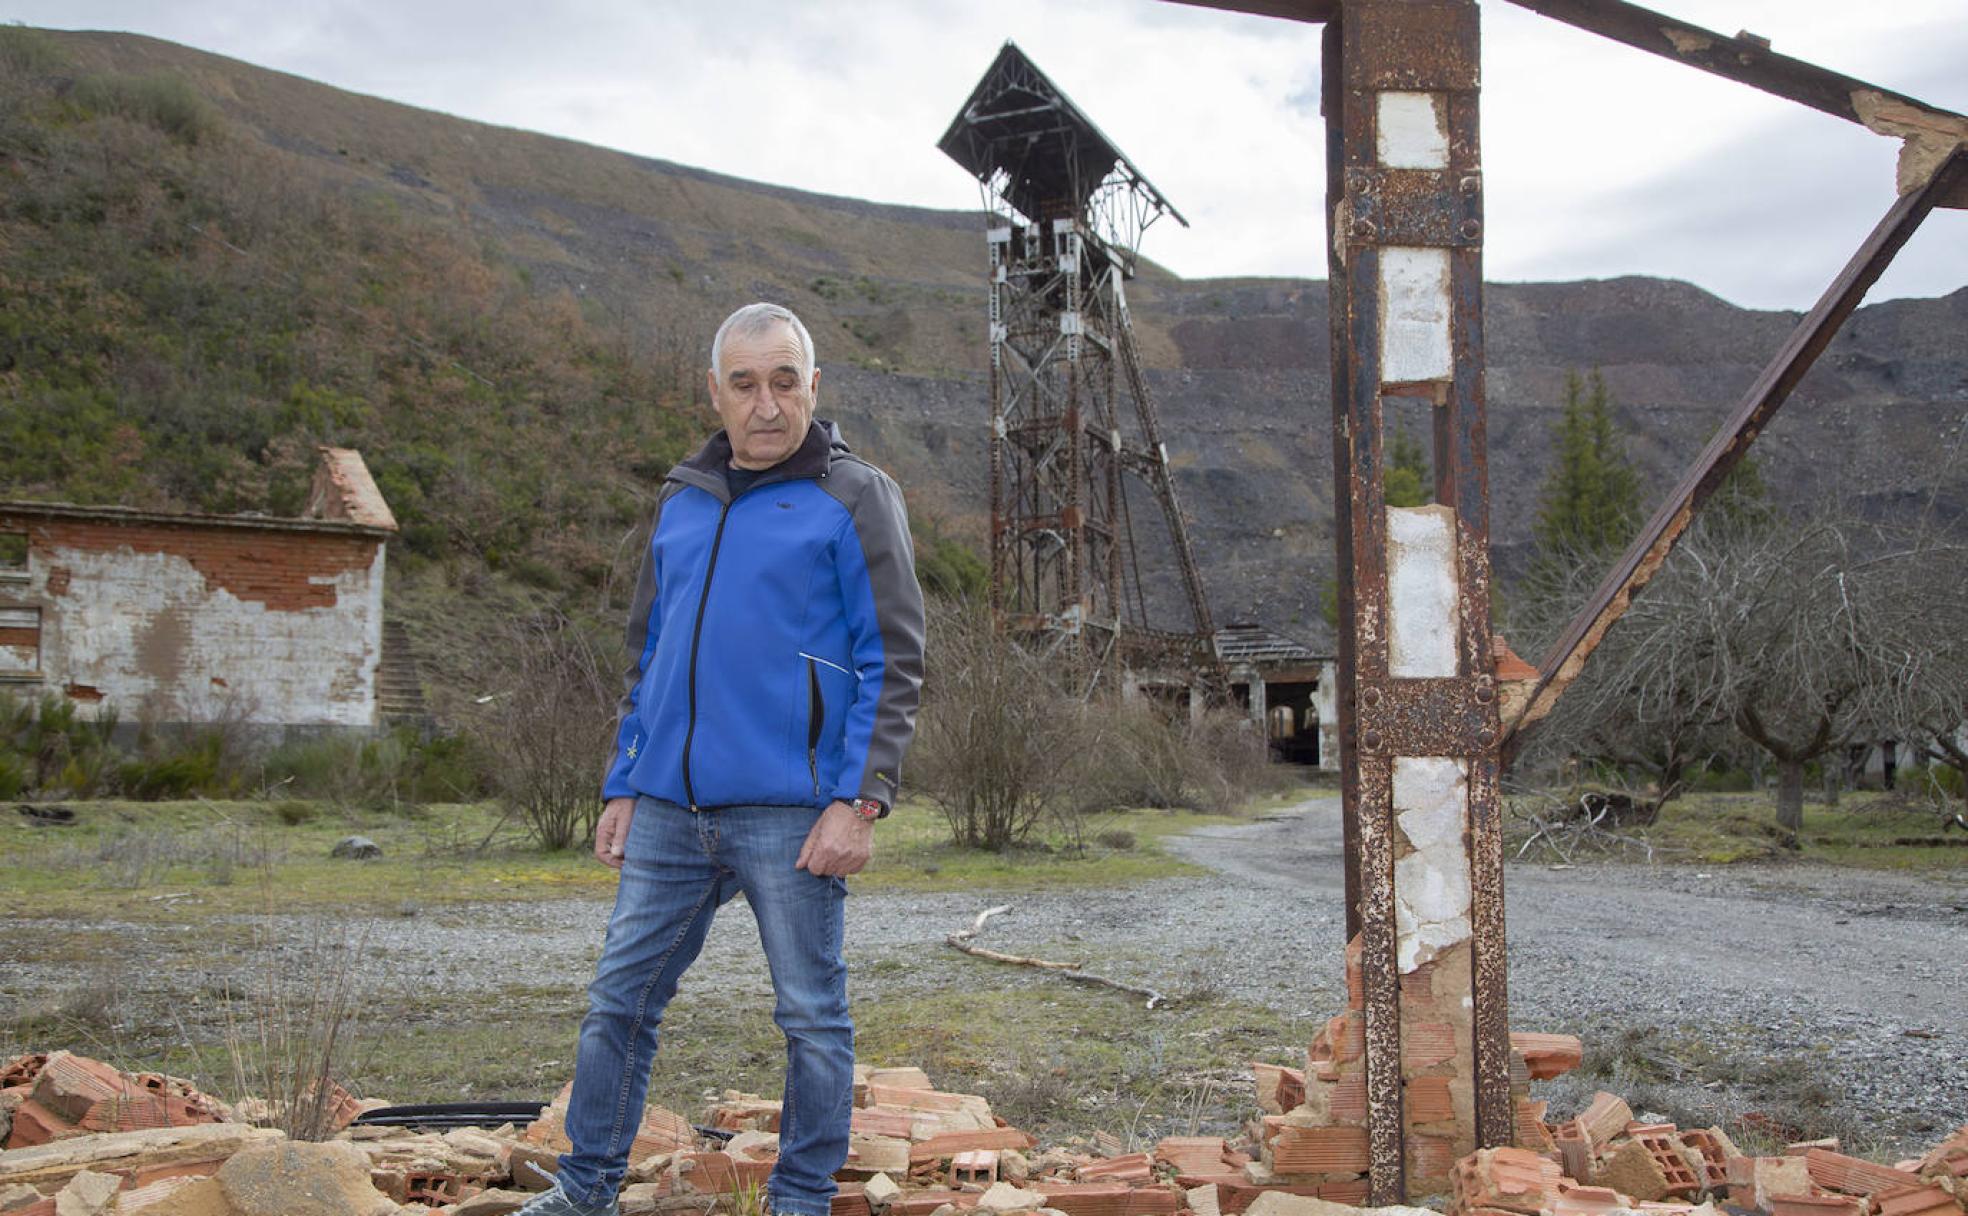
top-left (810, 366), bottom-right (821, 403)
top-left (706, 367), bottom-right (719, 409)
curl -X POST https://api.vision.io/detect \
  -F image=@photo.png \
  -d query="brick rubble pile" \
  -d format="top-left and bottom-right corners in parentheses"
top-left (0, 1049), bottom-right (1963, 1216)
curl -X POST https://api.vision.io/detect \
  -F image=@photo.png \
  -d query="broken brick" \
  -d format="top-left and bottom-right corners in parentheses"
top-left (1266, 1126), bottom-right (1370, 1175)
top-left (1454, 1147), bottom-right (1565, 1216)
top-left (1594, 1139), bottom-right (1674, 1203)
top-left (1409, 1131), bottom-right (1457, 1184)
top-left (1728, 1156), bottom-right (1817, 1213)
top-left (1553, 1123), bottom-right (1592, 1184)
top-left (851, 1108), bottom-right (917, 1140)
top-left (1154, 1138), bottom-right (1235, 1176)
top-left (1514, 1100), bottom-right (1555, 1154)
top-left (1679, 1128), bottom-right (1737, 1191)
top-left (1403, 1023), bottom-right (1457, 1069)
top-left (1407, 1076), bottom-right (1455, 1125)
top-left (1552, 1185), bottom-right (1631, 1216)
top-left (1873, 1185), bottom-right (1961, 1216)
top-left (1251, 1066), bottom-right (1305, 1118)
top-left (950, 1150), bottom-right (999, 1188)
top-left (1038, 1183), bottom-right (1181, 1216)
top-left (1634, 1133), bottom-right (1702, 1199)
top-left (1577, 1093), bottom-right (1634, 1151)
top-left (911, 1129), bottom-right (1038, 1164)
top-left (1804, 1149), bottom-right (1924, 1196)
top-left (1768, 1195), bottom-right (1865, 1216)
top-left (1508, 1034), bottom-right (1585, 1081)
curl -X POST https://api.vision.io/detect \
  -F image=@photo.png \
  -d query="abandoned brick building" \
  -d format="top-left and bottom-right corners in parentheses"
top-left (0, 448), bottom-right (407, 735)
top-left (1218, 622), bottom-right (1339, 770)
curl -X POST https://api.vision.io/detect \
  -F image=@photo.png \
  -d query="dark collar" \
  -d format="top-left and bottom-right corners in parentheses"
top-left (670, 420), bottom-right (834, 501)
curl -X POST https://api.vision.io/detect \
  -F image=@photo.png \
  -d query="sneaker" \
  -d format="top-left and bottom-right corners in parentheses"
top-left (512, 1166), bottom-right (619, 1216)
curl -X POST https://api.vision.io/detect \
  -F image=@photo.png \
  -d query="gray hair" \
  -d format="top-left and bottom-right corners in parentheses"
top-left (710, 302), bottom-right (816, 375)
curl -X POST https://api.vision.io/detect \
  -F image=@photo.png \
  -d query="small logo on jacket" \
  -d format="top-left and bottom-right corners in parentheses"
top-left (775, 501), bottom-right (795, 510)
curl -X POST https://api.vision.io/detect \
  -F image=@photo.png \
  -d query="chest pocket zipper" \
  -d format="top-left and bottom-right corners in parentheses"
top-left (805, 658), bottom-right (824, 796)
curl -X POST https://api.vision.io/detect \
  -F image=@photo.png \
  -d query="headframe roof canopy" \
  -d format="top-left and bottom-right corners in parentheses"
top-left (938, 40), bottom-right (1187, 238)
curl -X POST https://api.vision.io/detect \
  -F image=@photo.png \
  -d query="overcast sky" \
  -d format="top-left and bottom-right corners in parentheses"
top-left (12, 1), bottom-right (1967, 310)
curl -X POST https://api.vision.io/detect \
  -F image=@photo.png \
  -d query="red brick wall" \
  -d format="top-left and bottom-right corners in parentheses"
top-left (2, 514), bottom-right (379, 612)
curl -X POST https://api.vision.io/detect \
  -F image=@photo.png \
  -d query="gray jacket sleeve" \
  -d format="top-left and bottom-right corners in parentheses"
top-left (600, 490), bottom-right (671, 801)
top-left (832, 469), bottom-right (927, 808)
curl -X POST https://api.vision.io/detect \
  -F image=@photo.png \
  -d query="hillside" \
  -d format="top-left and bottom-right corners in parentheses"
top-left (3, 25), bottom-right (1964, 656)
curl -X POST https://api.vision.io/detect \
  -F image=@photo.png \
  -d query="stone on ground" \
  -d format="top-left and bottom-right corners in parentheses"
top-left (217, 1140), bottom-right (395, 1216)
top-left (53, 1169), bottom-right (121, 1216)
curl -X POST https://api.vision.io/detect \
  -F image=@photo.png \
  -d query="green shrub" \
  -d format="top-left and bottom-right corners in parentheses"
top-left (258, 728), bottom-right (486, 807)
top-left (0, 23), bottom-right (67, 76)
top-left (69, 72), bottom-right (221, 145)
top-left (1689, 764), bottom-right (1754, 793)
top-left (0, 749), bottom-right (23, 799)
top-left (1907, 763), bottom-right (1965, 801)
top-left (116, 734), bottom-right (225, 799)
top-left (0, 690), bottom-right (119, 795)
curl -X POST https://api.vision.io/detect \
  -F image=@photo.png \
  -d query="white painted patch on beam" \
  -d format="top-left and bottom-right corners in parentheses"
top-left (1379, 247), bottom-right (1452, 383)
top-left (1377, 93), bottom-right (1448, 169)
top-left (1392, 755), bottom-right (1472, 972)
top-left (1387, 504), bottom-right (1460, 678)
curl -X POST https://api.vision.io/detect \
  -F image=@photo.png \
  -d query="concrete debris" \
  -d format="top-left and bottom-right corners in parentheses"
top-left (216, 1141), bottom-right (396, 1216)
top-left (51, 1170), bottom-right (119, 1216)
top-left (0, 1052), bottom-right (1961, 1216)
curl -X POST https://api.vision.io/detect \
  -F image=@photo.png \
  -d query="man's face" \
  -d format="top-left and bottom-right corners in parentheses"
top-left (708, 321), bottom-right (819, 470)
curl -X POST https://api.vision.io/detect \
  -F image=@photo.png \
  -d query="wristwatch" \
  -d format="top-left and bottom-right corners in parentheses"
top-left (848, 797), bottom-right (888, 822)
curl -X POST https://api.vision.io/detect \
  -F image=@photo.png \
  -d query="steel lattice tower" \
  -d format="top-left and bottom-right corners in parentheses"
top-left (939, 43), bottom-right (1218, 677)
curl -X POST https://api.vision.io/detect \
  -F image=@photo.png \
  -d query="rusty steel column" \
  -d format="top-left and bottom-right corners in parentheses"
top-left (1328, 0), bottom-right (1511, 1201)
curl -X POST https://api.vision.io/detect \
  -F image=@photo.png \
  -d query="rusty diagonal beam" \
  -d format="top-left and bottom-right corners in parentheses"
top-left (1498, 0), bottom-right (1965, 131)
top-left (1172, 0), bottom-right (1968, 208)
top-left (1502, 145), bottom-right (1968, 757)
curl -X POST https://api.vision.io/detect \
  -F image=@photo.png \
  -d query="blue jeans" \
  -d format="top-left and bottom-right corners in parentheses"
top-left (555, 797), bottom-right (852, 1215)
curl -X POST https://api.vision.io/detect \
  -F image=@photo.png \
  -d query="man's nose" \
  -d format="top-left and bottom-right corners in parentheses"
top-left (755, 391), bottom-right (782, 420)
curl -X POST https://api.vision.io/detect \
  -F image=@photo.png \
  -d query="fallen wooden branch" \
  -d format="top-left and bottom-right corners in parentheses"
top-left (945, 905), bottom-right (1166, 1009)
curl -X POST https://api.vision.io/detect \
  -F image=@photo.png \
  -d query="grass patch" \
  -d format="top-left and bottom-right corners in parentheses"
top-left (1549, 1023), bottom-right (1885, 1156)
top-left (0, 799), bottom-right (614, 921)
top-left (1508, 789), bottom-right (1965, 871)
top-left (858, 801), bottom-right (1267, 892)
top-left (0, 789), bottom-right (1295, 920)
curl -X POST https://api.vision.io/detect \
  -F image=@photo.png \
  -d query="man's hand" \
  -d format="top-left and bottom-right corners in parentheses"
top-left (795, 801), bottom-right (874, 877)
top-left (595, 797), bottom-right (636, 869)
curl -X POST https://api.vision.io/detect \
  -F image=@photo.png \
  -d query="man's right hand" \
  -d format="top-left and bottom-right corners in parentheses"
top-left (595, 797), bottom-right (636, 869)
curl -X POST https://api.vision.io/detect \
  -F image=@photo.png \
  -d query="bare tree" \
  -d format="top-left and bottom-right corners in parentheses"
top-left (1691, 511), bottom-right (1928, 843)
top-left (467, 609), bottom-right (616, 850)
top-left (1517, 535), bottom-right (1735, 815)
top-left (1524, 499), bottom-right (1949, 843)
top-left (909, 602), bottom-right (1105, 850)
top-left (1877, 542), bottom-right (1968, 819)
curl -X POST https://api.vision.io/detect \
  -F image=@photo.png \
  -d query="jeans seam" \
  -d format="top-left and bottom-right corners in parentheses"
top-left (599, 876), bottom-right (719, 1189)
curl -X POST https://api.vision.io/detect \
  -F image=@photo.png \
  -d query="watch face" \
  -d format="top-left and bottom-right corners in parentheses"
top-left (852, 798), bottom-right (883, 820)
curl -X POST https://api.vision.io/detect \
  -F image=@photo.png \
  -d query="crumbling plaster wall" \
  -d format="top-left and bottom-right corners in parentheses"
top-left (1, 515), bottom-right (385, 730)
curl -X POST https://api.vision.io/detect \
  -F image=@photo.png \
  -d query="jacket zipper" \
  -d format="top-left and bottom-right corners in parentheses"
top-left (681, 500), bottom-right (733, 811)
top-left (806, 658), bottom-right (824, 797)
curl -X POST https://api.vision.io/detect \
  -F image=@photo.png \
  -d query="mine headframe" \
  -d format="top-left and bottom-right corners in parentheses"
top-left (939, 41), bottom-right (1221, 688)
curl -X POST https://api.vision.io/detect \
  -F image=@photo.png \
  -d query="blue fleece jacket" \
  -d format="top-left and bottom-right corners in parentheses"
top-left (601, 420), bottom-right (926, 811)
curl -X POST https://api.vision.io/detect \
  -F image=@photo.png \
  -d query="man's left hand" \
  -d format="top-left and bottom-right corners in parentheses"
top-left (795, 801), bottom-right (874, 877)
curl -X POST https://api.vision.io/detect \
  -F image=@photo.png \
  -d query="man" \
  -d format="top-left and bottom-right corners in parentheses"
top-left (520, 302), bottom-right (926, 1216)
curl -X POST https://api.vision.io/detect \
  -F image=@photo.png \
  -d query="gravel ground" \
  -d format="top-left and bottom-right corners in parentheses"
top-left (7, 795), bottom-right (1964, 1150)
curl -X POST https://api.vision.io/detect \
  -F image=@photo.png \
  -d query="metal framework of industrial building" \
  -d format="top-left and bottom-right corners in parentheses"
top-left (1147, 0), bottom-right (1965, 1203)
top-left (939, 44), bottom-right (1220, 679)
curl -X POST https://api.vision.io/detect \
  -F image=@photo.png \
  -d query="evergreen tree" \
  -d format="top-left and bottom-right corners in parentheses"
top-left (1530, 370), bottom-right (1640, 574)
top-left (1384, 423), bottom-right (1431, 509)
